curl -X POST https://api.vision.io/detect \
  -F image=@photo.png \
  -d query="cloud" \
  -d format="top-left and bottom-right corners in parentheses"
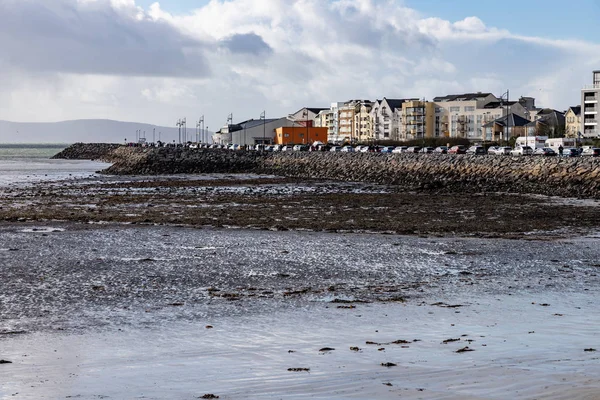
top-left (0, 0), bottom-right (210, 77)
top-left (220, 33), bottom-right (273, 56)
top-left (0, 0), bottom-right (598, 133)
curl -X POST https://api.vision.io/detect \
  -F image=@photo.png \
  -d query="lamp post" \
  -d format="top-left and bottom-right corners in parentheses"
top-left (260, 111), bottom-right (266, 150)
top-left (303, 109), bottom-right (308, 145)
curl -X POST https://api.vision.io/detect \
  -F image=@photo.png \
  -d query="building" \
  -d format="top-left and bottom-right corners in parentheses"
top-left (213, 117), bottom-right (297, 145)
top-left (355, 101), bottom-right (374, 142)
top-left (400, 100), bottom-right (435, 140)
top-left (526, 108), bottom-right (565, 138)
top-left (433, 92), bottom-right (501, 140)
top-left (370, 98), bottom-right (417, 142)
top-left (288, 107), bottom-right (329, 127)
top-left (482, 113), bottom-right (531, 142)
top-left (336, 100), bottom-right (372, 144)
top-left (274, 126), bottom-right (328, 145)
top-left (565, 106), bottom-right (581, 138)
top-left (581, 70), bottom-right (600, 138)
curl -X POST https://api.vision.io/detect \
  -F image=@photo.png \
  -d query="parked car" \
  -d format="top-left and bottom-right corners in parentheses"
top-left (488, 146), bottom-right (511, 155)
top-left (466, 146), bottom-right (485, 155)
top-left (419, 147), bottom-right (435, 154)
top-left (510, 146), bottom-right (533, 156)
top-left (434, 146), bottom-right (448, 154)
top-left (329, 146), bottom-right (342, 152)
top-left (581, 147), bottom-right (600, 157)
top-left (281, 145), bottom-right (293, 152)
top-left (380, 146), bottom-right (396, 153)
top-left (271, 144), bottom-right (282, 152)
top-left (293, 144), bottom-right (309, 151)
top-left (532, 147), bottom-right (557, 156)
top-left (448, 145), bottom-right (467, 154)
top-left (405, 146), bottom-right (422, 153)
top-left (341, 145), bottom-right (355, 152)
top-left (392, 146), bottom-right (407, 153)
top-left (562, 147), bottom-right (580, 157)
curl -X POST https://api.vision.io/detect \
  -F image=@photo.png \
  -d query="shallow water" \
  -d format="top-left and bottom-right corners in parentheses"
top-left (0, 146), bottom-right (110, 187)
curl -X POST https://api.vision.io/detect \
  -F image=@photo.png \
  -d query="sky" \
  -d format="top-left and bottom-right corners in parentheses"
top-left (1, 0), bottom-right (599, 132)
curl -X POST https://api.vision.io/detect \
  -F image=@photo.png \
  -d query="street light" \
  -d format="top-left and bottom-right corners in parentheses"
top-left (260, 111), bottom-right (266, 150)
top-left (303, 110), bottom-right (308, 145)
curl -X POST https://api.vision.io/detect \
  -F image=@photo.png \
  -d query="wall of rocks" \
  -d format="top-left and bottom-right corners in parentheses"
top-left (56, 144), bottom-right (600, 199)
top-left (51, 142), bottom-right (121, 161)
top-left (260, 152), bottom-right (600, 198)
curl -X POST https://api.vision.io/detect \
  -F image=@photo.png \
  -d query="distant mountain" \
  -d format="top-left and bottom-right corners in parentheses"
top-left (0, 119), bottom-right (211, 144)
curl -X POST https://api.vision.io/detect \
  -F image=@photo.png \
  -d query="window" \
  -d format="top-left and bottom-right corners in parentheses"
top-left (449, 106), bottom-right (460, 112)
top-left (284, 133), bottom-right (290, 137)
top-left (464, 106), bottom-right (475, 112)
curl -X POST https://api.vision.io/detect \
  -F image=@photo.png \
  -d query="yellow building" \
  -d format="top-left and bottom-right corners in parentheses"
top-left (565, 106), bottom-right (581, 138)
top-left (401, 101), bottom-right (435, 139)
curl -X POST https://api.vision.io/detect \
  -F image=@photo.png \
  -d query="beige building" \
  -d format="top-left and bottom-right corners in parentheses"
top-left (433, 92), bottom-right (533, 140)
top-left (565, 106), bottom-right (581, 138)
top-left (400, 101), bottom-right (435, 139)
top-left (337, 100), bottom-right (372, 143)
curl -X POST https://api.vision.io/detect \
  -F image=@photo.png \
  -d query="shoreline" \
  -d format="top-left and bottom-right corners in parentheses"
top-left (1, 173), bottom-right (599, 240)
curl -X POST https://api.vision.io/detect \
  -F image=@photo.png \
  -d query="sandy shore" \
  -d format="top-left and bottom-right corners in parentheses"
top-left (1, 223), bottom-right (600, 399)
top-left (2, 292), bottom-right (600, 399)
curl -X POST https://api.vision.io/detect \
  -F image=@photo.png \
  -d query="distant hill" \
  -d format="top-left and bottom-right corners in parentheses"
top-left (0, 119), bottom-right (211, 144)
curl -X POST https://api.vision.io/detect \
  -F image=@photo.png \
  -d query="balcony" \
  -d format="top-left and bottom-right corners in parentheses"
top-left (584, 106), bottom-right (598, 114)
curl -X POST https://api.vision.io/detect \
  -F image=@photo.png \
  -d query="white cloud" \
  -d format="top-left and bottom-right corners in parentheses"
top-left (0, 0), bottom-right (598, 132)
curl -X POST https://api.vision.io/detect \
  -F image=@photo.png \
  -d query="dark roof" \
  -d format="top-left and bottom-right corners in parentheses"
top-left (568, 106), bottom-right (581, 116)
top-left (536, 108), bottom-right (564, 116)
top-left (483, 101), bottom-right (518, 109)
top-left (382, 98), bottom-right (419, 111)
top-left (482, 113), bottom-right (530, 128)
top-left (433, 92), bottom-right (494, 102)
top-left (306, 107), bottom-right (328, 114)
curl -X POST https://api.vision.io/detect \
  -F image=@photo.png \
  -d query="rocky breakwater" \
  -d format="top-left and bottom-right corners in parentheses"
top-left (102, 146), bottom-right (263, 175)
top-left (260, 152), bottom-right (600, 199)
top-left (51, 142), bottom-right (121, 161)
top-left (99, 146), bottom-right (600, 199)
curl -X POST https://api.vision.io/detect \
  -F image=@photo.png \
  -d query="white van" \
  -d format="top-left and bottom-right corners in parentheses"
top-left (545, 138), bottom-right (575, 152)
top-left (515, 136), bottom-right (547, 149)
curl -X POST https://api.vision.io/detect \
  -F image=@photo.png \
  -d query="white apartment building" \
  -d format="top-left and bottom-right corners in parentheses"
top-left (325, 102), bottom-right (345, 143)
top-left (370, 98), bottom-right (417, 141)
top-left (433, 92), bottom-right (530, 140)
top-left (581, 70), bottom-right (600, 138)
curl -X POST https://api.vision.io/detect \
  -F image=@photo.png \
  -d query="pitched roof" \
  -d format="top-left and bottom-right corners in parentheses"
top-left (482, 113), bottom-right (530, 128)
top-left (483, 101), bottom-right (518, 109)
top-left (382, 98), bottom-right (419, 111)
top-left (568, 106), bottom-right (581, 116)
top-left (433, 92), bottom-right (494, 102)
top-left (236, 118), bottom-right (279, 130)
top-left (306, 107), bottom-right (329, 114)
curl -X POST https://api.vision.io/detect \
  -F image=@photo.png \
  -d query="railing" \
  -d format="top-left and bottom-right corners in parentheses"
top-left (583, 84), bottom-right (600, 89)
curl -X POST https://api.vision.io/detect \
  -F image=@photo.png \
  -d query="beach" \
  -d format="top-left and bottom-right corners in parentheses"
top-left (1, 151), bottom-right (600, 399)
top-left (1, 222), bottom-right (600, 399)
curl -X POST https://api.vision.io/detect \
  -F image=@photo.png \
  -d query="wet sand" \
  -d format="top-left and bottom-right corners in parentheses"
top-left (1, 223), bottom-right (600, 399)
top-left (1, 174), bottom-right (600, 239)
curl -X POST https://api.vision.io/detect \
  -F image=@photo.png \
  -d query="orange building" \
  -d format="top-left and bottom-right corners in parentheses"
top-left (274, 127), bottom-right (328, 145)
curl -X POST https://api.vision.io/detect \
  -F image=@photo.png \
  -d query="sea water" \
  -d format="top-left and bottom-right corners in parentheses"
top-left (0, 144), bottom-right (111, 187)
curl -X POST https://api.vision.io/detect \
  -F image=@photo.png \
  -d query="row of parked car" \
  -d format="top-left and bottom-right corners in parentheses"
top-left (190, 142), bottom-right (600, 157)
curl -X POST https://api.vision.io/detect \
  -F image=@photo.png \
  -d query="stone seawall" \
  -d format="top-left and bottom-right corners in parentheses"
top-left (97, 146), bottom-right (600, 199)
top-left (51, 142), bottom-right (121, 161)
top-left (262, 152), bottom-right (600, 198)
